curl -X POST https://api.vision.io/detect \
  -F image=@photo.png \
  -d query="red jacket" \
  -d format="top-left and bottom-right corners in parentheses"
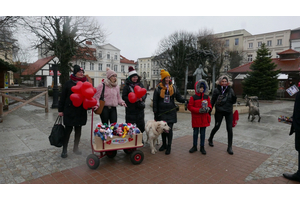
top-left (188, 80), bottom-right (212, 128)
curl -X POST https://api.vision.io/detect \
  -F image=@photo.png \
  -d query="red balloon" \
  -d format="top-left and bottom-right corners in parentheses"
top-left (70, 93), bottom-right (84, 107)
top-left (128, 92), bottom-right (137, 103)
top-left (81, 82), bottom-right (93, 92)
top-left (83, 97), bottom-right (97, 110)
top-left (82, 87), bottom-right (95, 99)
top-left (134, 86), bottom-right (147, 99)
top-left (71, 81), bottom-right (83, 94)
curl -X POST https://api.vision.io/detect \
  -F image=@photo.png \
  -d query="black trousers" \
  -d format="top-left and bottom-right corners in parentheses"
top-left (209, 111), bottom-right (233, 147)
top-left (63, 125), bottom-right (82, 153)
top-left (100, 106), bottom-right (117, 125)
top-left (161, 123), bottom-right (174, 146)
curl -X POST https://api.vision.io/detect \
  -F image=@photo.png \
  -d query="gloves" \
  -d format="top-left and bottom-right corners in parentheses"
top-left (199, 108), bottom-right (206, 113)
top-left (205, 107), bottom-right (211, 113)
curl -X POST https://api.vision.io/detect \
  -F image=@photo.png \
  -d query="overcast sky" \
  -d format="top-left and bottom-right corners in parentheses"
top-left (6, 1), bottom-right (300, 63)
top-left (96, 16), bottom-right (300, 61)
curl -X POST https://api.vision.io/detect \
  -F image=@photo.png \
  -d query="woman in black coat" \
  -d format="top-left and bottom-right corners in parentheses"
top-left (283, 90), bottom-right (300, 182)
top-left (208, 75), bottom-right (237, 155)
top-left (122, 66), bottom-right (147, 133)
top-left (58, 65), bottom-right (88, 158)
top-left (153, 69), bottom-right (186, 155)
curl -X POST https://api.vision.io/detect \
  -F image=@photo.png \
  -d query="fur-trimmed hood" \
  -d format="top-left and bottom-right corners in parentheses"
top-left (215, 75), bottom-right (233, 86)
top-left (195, 79), bottom-right (209, 95)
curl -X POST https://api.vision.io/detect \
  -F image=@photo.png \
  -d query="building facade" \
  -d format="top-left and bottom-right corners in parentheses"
top-left (243, 29), bottom-right (291, 63)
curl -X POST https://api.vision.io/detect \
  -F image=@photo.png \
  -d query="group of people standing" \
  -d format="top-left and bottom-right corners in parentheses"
top-left (58, 65), bottom-right (237, 159)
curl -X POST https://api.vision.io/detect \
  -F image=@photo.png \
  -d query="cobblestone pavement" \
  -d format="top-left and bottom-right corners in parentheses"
top-left (0, 91), bottom-right (298, 184)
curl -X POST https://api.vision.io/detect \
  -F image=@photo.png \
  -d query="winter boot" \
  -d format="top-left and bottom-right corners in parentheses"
top-left (73, 127), bottom-right (82, 155)
top-left (200, 146), bottom-right (206, 155)
top-left (165, 145), bottom-right (171, 155)
top-left (189, 145), bottom-right (197, 153)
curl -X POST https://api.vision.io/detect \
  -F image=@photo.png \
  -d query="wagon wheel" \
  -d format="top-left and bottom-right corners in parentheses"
top-left (86, 154), bottom-right (100, 170)
top-left (106, 150), bottom-right (117, 158)
top-left (130, 150), bottom-right (144, 165)
top-left (123, 148), bottom-right (136, 154)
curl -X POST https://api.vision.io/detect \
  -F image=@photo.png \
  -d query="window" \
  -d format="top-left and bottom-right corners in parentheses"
top-left (147, 72), bottom-right (149, 77)
top-left (267, 40), bottom-right (272, 46)
top-left (98, 51), bottom-right (102, 58)
top-left (107, 52), bottom-right (110, 59)
top-left (121, 65), bottom-right (125, 72)
top-left (225, 40), bottom-right (229, 47)
top-left (114, 65), bottom-right (118, 72)
top-left (106, 64), bottom-right (110, 68)
top-left (248, 43), bottom-right (253, 49)
top-left (98, 63), bottom-right (102, 71)
top-left (114, 54), bottom-right (117, 60)
top-left (247, 54), bottom-right (253, 62)
top-left (277, 39), bottom-right (282, 46)
top-left (90, 62), bottom-right (94, 70)
top-left (234, 38), bottom-right (239, 46)
top-left (81, 62), bottom-right (85, 69)
top-left (147, 63), bottom-right (149, 68)
top-left (258, 42), bottom-right (262, 47)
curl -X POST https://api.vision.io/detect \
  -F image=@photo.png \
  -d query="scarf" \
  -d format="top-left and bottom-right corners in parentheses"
top-left (104, 78), bottom-right (118, 88)
top-left (70, 74), bottom-right (87, 82)
top-left (159, 82), bottom-right (174, 98)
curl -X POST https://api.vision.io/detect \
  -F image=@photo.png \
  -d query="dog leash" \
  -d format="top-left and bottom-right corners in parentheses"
top-left (157, 107), bottom-right (177, 117)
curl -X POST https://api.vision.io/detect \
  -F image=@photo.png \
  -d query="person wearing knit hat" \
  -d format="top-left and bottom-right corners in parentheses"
top-left (58, 64), bottom-right (88, 158)
top-left (93, 67), bottom-right (126, 125)
top-left (152, 69), bottom-right (187, 155)
top-left (128, 66), bottom-right (138, 79)
top-left (122, 66), bottom-right (147, 134)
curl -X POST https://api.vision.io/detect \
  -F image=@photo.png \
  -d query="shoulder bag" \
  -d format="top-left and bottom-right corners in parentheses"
top-left (49, 116), bottom-right (65, 147)
top-left (95, 83), bottom-right (105, 114)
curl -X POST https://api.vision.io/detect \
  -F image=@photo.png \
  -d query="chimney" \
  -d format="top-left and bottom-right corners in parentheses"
top-left (86, 41), bottom-right (92, 45)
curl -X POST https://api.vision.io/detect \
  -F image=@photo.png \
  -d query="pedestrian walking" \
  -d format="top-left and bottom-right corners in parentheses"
top-left (188, 79), bottom-right (212, 154)
top-left (208, 75), bottom-right (237, 155)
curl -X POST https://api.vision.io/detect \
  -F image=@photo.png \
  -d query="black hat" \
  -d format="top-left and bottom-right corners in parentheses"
top-left (73, 65), bottom-right (84, 75)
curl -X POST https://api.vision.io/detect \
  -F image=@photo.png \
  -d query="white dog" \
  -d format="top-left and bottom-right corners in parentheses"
top-left (145, 120), bottom-right (170, 154)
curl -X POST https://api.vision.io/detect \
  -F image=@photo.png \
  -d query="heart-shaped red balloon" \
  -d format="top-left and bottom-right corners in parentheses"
top-left (81, 82), bottom-right (93, 92)
top-left (128, 92), bottom-right (137, 103)
top-left (83, 97), bottom-right (97, 110)
top-left (70, 93), bottom-right (84, 107)
top-left (71, 81), bottom-right (83, 94)
top-left (134, 86), bottom-right (147, 99)
top-left (82, 87), bottom-right (95, 99)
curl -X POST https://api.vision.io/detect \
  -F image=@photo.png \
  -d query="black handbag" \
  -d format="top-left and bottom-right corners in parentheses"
top-left (49, 116), bottom-right (65, 147)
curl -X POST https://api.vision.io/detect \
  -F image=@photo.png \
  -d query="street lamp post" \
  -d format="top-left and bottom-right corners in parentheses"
top-left (50, 64), bottom-right (59, 109)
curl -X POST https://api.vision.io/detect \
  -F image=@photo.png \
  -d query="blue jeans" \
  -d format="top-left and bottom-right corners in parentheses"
top-left (193, 127), bottom-right (206, 147)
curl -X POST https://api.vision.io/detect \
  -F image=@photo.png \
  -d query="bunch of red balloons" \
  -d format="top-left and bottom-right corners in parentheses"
top-left (128, 86), bottom-right (147, 103)
top-left (70, 81), bottom-right (97, 109)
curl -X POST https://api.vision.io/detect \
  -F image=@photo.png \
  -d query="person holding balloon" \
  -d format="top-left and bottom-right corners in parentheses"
top-left (153, 69), bottom-right (187, 155)
top-left (58, 65), bottom-right (97, 158)
top-left (94, 67), bottom-right (126, 125)
top-left (122, 66), bottom-right (147, 134)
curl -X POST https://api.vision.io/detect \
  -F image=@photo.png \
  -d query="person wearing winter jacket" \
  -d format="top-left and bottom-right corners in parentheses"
top-left (188, 79), bottom-right (212, 154)
top-left (153, 69), bottom-right (187, 155)
top-left (208, 75), bottom-right (237, 155)
top-left (58, 65), bottom-right (88, 158)
top-left (122, 66), bottom-right (147, 133)
top-left (93, 67), bottom-right (126, 125)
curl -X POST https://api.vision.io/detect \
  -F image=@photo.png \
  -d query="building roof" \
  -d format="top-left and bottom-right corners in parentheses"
top-left (120, 55), bottom-right (136, 64)
top-left (22, 56), bottom-right (55, 75)
top-left (228, 58), bottom-right (300, 73)
top-left (277, 49), bottom-right (300, 55)
top-left (72, 47), bottom-right (97, 61)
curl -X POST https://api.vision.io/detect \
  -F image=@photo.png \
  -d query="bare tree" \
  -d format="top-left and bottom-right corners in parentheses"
top-left (153, 30), bottom-right (198, 91)
top-left (19, 16), bottom-right (106, 86)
